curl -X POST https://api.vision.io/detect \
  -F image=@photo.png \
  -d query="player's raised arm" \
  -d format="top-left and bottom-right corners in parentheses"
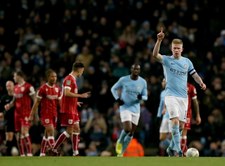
top-left (152, 27), bottom-right (164, 62)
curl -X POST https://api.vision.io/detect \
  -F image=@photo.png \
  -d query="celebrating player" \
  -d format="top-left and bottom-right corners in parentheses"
top-left (152, 27), bottom-right (206, 157)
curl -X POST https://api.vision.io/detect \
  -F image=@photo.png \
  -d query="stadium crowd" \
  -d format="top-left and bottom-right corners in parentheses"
top-left (0, 0), bottom-right (225, 156)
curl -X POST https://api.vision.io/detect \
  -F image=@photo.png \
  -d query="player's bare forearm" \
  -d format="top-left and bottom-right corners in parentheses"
top-left (64, 89), bottom-right (90, 98)
top-left (153, 27), bottom-right (164, 62)
top-left (64, 89), bottom-right (79, 97)
top-left (192, 73), bottom-right (206, 90)
top-left (152, 41), bottom-right (162, 61)
top-left (193, 99), bottom-right (201, 125)
top-left (31, 94), bottom-right (36, 102)
top-left (31, 101), bottom-right (39, 114)
top-left (29, 99), bottom-right (40, 121)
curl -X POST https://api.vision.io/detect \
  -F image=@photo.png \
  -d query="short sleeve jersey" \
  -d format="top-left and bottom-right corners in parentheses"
top-left (60, 74), bottom-right (78, 114)
top-left (14, 82), bottom-right (35, 116)
top-left (37, 83), bottom-right (61, 117)
top-left (162, 55), bottom-right (196, 98)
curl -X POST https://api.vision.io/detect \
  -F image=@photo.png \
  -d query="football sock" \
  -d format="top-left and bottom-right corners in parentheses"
top-left (181, 136), bottom-right (187, 154)
top-left (40, 137), bottom-right (48, 155)
top-left (159, 138), bottom-right (171, 156)
top-left (171, 124), bottom-right (182, 153)
top-left (71, 133), bottom-right (79, 155)
top-left (160, 138), bottom-right (170, 149)
top-left (19, 136), bottom-right (25, 156)
top-left (48, 136), bottom-right (55, 148)
top-left (53, 131), bottom-right (70, 150)
top-left (117, 130), bottom-right (127, 144)
top-left (122, 133), bottom-right (133, 153)
top-left (168, 136), bottom-right (175, 150)
top-left (24, 134), bottom-right (32, 155)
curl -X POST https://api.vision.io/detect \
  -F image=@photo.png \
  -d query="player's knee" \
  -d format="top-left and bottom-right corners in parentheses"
top-left (8, 136), bottom-right (14, 141)
top-left (159, 134), bottom-right (166, 141)
top-left (124, 125), bottom-right (132, 133)
top-left (124, 128), bottom-right (132, 134)
top-left (63, 130), bottom-right (72, 137)
top-left (171, 118), bottom-right (179, 125)
top-left (45, 126), bottom-right (54, 134)
top-left (179, 122), bottom-right (185, 129)
top-left (6, 134), bottom-right (14, 141)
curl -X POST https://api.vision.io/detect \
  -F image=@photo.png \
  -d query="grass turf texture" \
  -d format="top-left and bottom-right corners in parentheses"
top-left (1, 157), bottom-right (225, 166)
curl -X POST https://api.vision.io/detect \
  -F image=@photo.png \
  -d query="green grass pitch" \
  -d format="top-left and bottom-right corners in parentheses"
top-left (1, 157), bottom-right (225, 166)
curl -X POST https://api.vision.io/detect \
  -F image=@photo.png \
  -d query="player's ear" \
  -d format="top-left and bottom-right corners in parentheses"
top-left (130, 65), bottom-right (134, 72)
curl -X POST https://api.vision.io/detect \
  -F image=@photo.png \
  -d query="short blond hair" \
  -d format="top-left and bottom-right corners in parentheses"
top-left (172, 38), bottom-right (183, 45)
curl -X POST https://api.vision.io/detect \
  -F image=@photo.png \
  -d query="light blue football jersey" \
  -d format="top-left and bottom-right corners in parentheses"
top-left (111, 75), bottom-right (148, 113)
top-left (162, 55), bottom-right (196, 98)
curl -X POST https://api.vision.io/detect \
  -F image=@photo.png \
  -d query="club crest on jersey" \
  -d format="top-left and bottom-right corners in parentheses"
top-left (66, 80), bottom-right (71, 85)
top-left (183, 64), bottom-right (188, 69)
top-left (45, 119), bottom-right (50, 124)
top-left (68, 119), bottom-right (73, 124)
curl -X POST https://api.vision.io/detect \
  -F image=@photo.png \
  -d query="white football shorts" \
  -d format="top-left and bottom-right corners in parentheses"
top-left (164, 96), bottom-right (188, 122)
top-left (120, 110), bottom-right (140, 125)
top-left (160, 118), bottom-right (172, 133)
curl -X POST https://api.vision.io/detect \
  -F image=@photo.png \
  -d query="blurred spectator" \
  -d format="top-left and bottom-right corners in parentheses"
top-left (214, 30), bottom-right (225, 47)
top-left (220, 139), bottom-right (225, 156)
top-left (75, 46), bottom-right (94, 73)
top-left (85, 141), bottom-right (99, 156)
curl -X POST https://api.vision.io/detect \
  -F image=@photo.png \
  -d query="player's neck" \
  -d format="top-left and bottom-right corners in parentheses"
top-left (130, 75), bottom-right (138, 80)
top-left (18, 80), bottom-right (25, 85)
top-left (47, 82), bottom-right (54, 87)
top-left (70, 72), bottom-right (77, 78)
top-left (173, 54), bottom-right (181, 59)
